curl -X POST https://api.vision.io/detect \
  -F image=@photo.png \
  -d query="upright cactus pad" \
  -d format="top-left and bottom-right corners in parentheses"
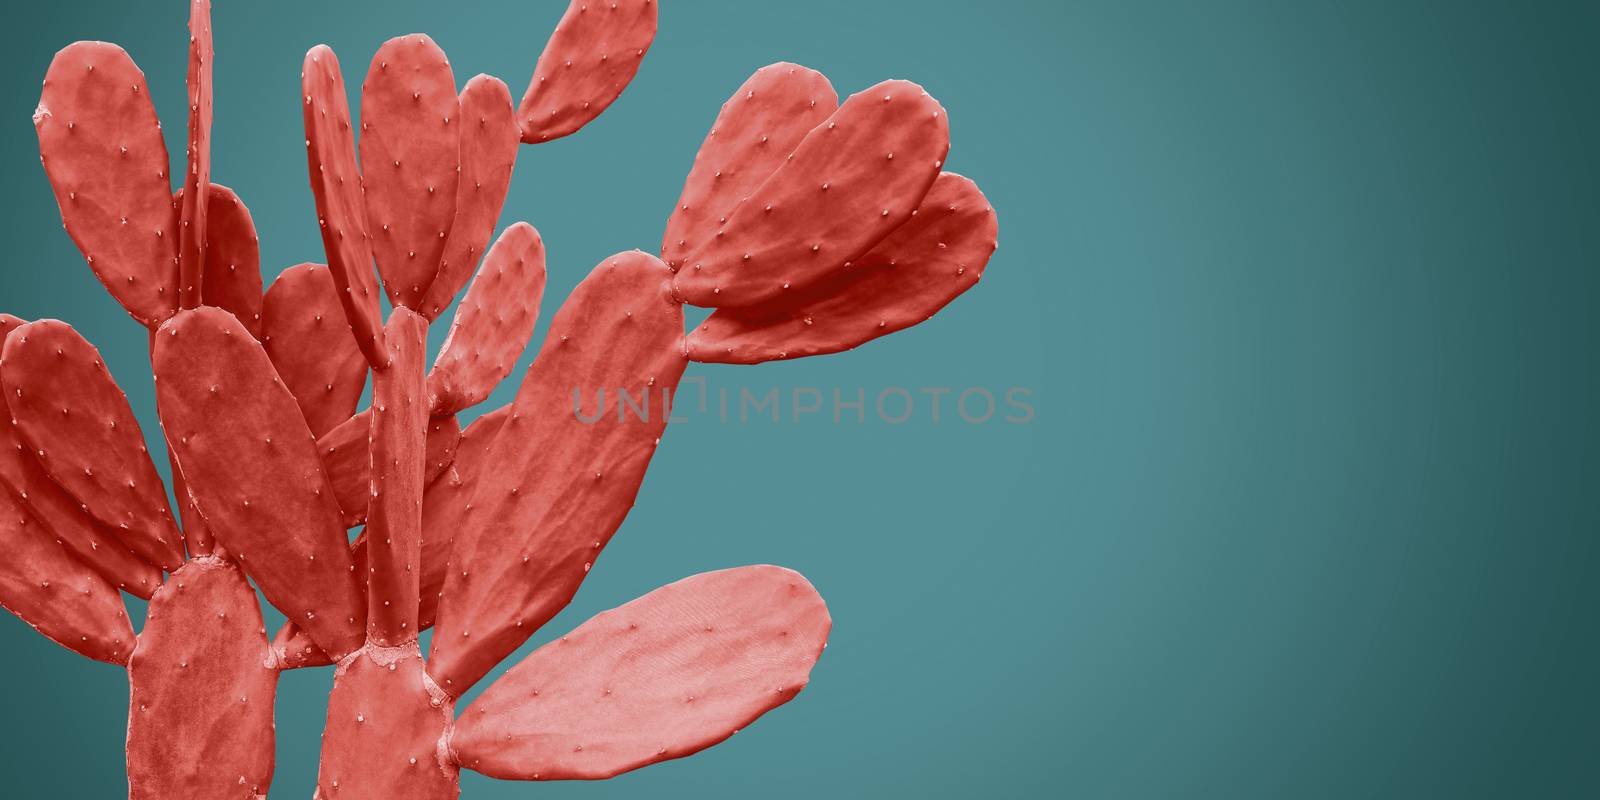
top-left (35, 42), bottom-right (177, 327)
top-left (421, 75), bottom-right (519, 320)
top-left (427, 222), bottom-right (546, 416)
top-left (1, 320), bottom-right (184, 570)
top-left (196, 183), bottom-right (265, 339)
top-left (428, 251), bottom-right (687, 694)
top-left (154, 307), bottom-right (364, 659)
top-left (303, 45), bottom-right (386, 368)
top-left (360, 35), bottom-right (460, 310)
top-left (365, 309), bottom-right (428, 646)
top-left (126, 556), bottom-right (276, 800)
top-left (517, 0), bottom-right (657, 143)
top-left (176, 0), bottom-right (214, 309)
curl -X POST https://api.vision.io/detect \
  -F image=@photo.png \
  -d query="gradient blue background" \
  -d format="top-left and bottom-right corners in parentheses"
top-left (2, 1), bottom-right (1597, 797)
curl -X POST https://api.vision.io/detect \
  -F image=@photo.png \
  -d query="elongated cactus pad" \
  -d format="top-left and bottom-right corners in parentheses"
top-left (127, 556), bottom-right (276, 800)
top-left (453, 565), bottom-right (831, 780)
top-left (0, 402), bottom-right (160, 599)
top-left (0, 488), bottom-right (134, 664)
top-left (1, 320), bottom-right (184, 570)
top-left (177, 0), bottom-right (214, 309)
top-left (316, 649), bottom-right (457, 799)
top-left (148, 325), bottom-right (220, 557)
top-left (318, 408), bottom-right (459, 528)
top-left (429, 251), bottom-right (686, 694)
top-left (421, 75), bottom-right (519, 321)
top-left (688, 172), bottom-right (998, 363)
top-left (35, 41), bottom-right (177, 327)
top-left (153, 307), bottom-right (364, 659)
top-left (673, 80), bottom-right (950, 308)
top-left (416, 405), bottom-right (507, 630)
top-left (262, 263), bottom-right (369, 438)
top-left (273, 404), bottom-right (484, 671)
top-left (518, 0), bottom-right (657, 143)
top-left (198, 183), bottom-right (264, 338)
top-left (366, 309), bottom-right (428, 646)
top-left (360, 35), bottom-right (459, 310)
top-left (303, 45), bottom-right (386, 368)
top-left (661, 63), bottom-right (838, 271)
top-left (427, 222), bottom-right (546, 416)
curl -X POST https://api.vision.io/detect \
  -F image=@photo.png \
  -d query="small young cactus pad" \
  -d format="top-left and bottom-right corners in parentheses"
top-left (427, 222), bottom-right (547, 416)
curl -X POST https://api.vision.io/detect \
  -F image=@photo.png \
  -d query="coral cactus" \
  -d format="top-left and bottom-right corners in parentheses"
top-left (3, 0), bottom-right (997, 795)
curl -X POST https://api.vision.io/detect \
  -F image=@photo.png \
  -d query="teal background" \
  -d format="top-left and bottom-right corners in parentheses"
top-left (2, 0), bottom-right (1597, 797)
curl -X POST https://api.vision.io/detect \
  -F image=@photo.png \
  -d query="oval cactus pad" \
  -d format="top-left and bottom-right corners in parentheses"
top-left (35, 42), bottom-right (177, 327)
top-left (427, 222), bottom-right (546, 417)
top-left (153, 307), bottom-right (364, 659)
top-left (359, 34), bottom-right (459, 310)
top-left (453, 566), bottom-right (830, 780)
top-left (517, 0), bottom-right (657, 143)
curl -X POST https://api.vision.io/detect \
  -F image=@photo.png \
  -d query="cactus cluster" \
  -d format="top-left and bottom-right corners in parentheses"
top-left (2, 0), bottom-right (997, 797)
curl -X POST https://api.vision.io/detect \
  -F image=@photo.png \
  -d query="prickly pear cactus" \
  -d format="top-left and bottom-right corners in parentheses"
top-left (4, 1), bottom-right (997, 796)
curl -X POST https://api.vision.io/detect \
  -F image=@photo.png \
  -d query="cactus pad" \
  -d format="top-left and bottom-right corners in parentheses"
top-left (453, 565), bottom-right (830, 780)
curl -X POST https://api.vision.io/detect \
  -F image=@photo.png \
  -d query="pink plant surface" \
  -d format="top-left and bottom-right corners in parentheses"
top-left (2, 1), bottom-right (997, 796)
